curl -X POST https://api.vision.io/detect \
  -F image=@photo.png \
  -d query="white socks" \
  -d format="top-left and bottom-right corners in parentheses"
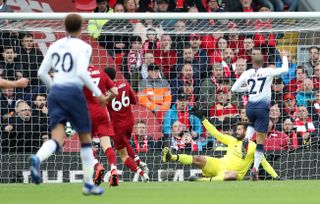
top-left (253, 151), bottom-right (263, 170)
top-left (80, 144), bottom-right (94, 185)
top-left (36, 139), bottom-right (58, 162)
top-left (245, 126), bottom-right (255, 140)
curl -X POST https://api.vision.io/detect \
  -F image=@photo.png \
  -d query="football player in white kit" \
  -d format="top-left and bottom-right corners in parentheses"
top-left (231, 52), bottom-right (288, 180)
top-left (29, 14), bottom-right (107, 195)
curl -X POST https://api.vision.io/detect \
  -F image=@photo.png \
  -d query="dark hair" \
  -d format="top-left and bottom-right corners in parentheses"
top-left (21, 32), bottom-right (33, 39)
top-left (236, 122), bottom-right (249, 130)
top-left (33, 93), bottom-right (46, 101)
top-left (3, 46), bottom-right (14, 52)
top-left (64, 13), bottom-right (83, 33)
top-left (130, 35), bottom-right (142, 43)
top-left (309, 46), bottom-right (320, 52)
top-left (136, 120), bottom-right (146, 125)
top-left (104, 67), bottom-right (116, 80)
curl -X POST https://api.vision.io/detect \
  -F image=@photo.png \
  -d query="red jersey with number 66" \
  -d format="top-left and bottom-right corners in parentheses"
top-left (107, 80), bottom-right (137, 128)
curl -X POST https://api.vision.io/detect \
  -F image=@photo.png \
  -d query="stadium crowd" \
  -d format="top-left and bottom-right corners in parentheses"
top-left (1, 0), bottom-right (320, 155)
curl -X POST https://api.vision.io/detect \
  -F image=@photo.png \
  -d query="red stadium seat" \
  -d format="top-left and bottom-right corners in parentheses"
top-left (75, 0), bottom-right (96, 11)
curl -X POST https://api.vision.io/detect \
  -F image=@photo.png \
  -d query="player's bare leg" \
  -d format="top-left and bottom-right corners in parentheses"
top-left (241, 125), bottom-right (255, 158)
top-left (99, 136), bottom-right (118, 187)
top-left (126, 144), bottom-right (149, 175)
top-left (30, 124), bottom-right (64, 184)
top-left (118, 148), bottom-right (149, 182)
top-left (251, 131), bottom-right (266, 181)
top-left (79, 133), bottom-right (104, 195)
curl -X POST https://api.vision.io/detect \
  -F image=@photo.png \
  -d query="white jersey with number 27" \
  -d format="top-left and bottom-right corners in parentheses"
top-left (231, 56), bottom-right (289, 108)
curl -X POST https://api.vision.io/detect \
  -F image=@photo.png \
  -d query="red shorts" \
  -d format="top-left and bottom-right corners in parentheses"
top-left (112, 120), bottom-right (134, 150)
top-left (89, 105), bottom-right (114, 138)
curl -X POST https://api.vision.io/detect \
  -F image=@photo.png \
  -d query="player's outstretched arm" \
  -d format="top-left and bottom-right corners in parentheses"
top-left (271, 51), bottom-right (289, 76)
top-left (261, 156), bottom-right (280, 179)
top-left (191, 103), bottom-right (233, 145)
top-left (0, 78), bottom-right (29, 89)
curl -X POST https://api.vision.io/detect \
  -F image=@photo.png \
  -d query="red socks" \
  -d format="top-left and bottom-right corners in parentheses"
top-left (105, 147), bottom-right (117, 167)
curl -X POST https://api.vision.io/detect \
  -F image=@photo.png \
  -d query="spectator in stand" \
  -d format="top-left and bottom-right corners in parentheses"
top-left (188, 33), bottom-right (209, 79)
top-left (138, 64), bottom-right (171, 122)
top-left (132, 52), bottom-right (155, 91)
top-left (296, 78), bottom-right (315, 107)
top-left (238, 106), bottom-right (249, 123)
top-left (201, 31), bottom-right (224, 57)
top-left (221, 47), bottom-right (236, 80)
top-left (122, 35), bottom-right (143, 85)
top-left (282, 0), bottom-right (298, 11)
top-left (0, 46), bottom-right (23, 81)
top-left (171, 44), bottom-right (200, 80)
top-left (312, 63), bottom-right (320, 90)
top-left (256, 0), bottom-right (284, 11)
top-left (276, 50), bottom-right (297, 85)
top-left (99, 3), bottom-right (130, 65)
top-left (32, 93), bottom-right (49, 124)
top-left (184, 7), bottom-right (209, 31)
top-left (303, 46), bottom-right (319, 78)
top-left (270, 103), bottom-right (283, 131)
top-left (175, 130), bottom-right (199, 152)
top-left (205, 0), bottom-right (227, 12)
top-left (283, 93), bottom-right (298, 120)
top-left (199, 62), bottom-right (225, 109)
top-left (124, 0), bottom-right (138, 13)
top-left (294, 106), bottom-right (317, 147)
top-left (209, 36), bottom-right (228, 64)
top-left (164, 120), bottom-right (185, 149)
top-left (134, 18), bottom-right (163, 43)
top-left (170, 63), bottom-right (200, 104)
top-left (171, 20), bottom-right (188, 56)
top-left (233, 57), bottom-right (247, 79)
top-left (209, 87), bottom-right (238, 131)
top-left (0, 0), bottom-right (13, 12)
top-left (19, 33), bottom-right (44, 91)
top-left (153, 0), bottom-right (176, 28)
top-left (0, 30), bottom-right (21, 59)
top-left (131, 120), bottom-right (157, 153)
top-left (183, 80), bottom-right (196, 107)
top-left (236, 0), bottom-right (256, 12)
top-left (0, 87), bottom-right (23, 123)
top-left (2, 100), bottom-right (49, 153)
top-left (153, 34), bottom-right (177, 80)
top-left (264, 120), bottom-right (290, 151)
top-left (283, 117), bottom-right (299, 150)
top-left (163, 89), bottom-right (202, 140)
top-left (271, 77), bottom-right (285, 105)
top-left (142, 27), bottom-right (160, 49)
top-left (238, 36), bottom-right (254, 66)
top-left (285, 66), bottom-right (307, 93)
top-left (87, 0), bottom-right (113, 40)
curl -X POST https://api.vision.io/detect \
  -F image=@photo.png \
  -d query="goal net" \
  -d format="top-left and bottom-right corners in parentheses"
top-left (0, 12), bottom-right (320, 183)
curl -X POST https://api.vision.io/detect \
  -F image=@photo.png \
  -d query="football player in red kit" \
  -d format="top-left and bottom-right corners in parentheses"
top-left (105, 67), bottom-right (149, 181)
top-left (83, 65), bottom-right (119, 186)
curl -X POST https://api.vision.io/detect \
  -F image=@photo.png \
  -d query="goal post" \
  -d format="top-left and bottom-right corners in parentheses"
top-left (0, 12), bottom-right (320, 183)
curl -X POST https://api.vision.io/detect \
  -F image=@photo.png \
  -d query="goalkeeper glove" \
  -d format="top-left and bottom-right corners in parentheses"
top-left (190, 102), bottom-right (207, 121)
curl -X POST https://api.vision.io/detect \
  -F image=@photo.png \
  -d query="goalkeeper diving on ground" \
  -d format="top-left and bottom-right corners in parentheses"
top-left (162, 104), bottom-right (281, 181)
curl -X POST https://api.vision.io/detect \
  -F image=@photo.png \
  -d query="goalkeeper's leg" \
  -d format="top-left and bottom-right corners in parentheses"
top-left (162, 147), bottom-right (206, 168)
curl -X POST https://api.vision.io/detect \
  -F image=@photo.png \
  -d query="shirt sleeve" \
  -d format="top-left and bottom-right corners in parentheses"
top-left (37, 47), bottom-right (53, 88)
top-left (261, 156), bottom-right (279, 178)
top-left (76, 46), bottom-right (102, 97)
top-left (270, 56), bottom-right (289, 77)
top-left (231, 72), bottom-right (248, 93)
top-left (202, 118), bottom-right (235, 145)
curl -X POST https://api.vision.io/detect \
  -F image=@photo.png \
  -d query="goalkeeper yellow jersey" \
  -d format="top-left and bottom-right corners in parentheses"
top-left (202, 119), bottom-right (278, 180)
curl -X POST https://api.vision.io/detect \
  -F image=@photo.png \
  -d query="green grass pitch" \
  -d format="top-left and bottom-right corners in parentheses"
top-left (1, 181), bottom-right (319, 204)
